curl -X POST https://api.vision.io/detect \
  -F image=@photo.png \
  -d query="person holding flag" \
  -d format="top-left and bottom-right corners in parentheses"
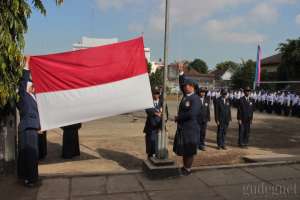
top-left (17, 56), bottom-right (41, 187)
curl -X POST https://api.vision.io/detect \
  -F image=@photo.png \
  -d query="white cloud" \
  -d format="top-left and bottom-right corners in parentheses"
top-left (204, 18), bottom-right (266, 44)
top-left (296, 14), bottom-right (300, 25)
top-left (95, 0), bottom-right (140, 11)
top-left (249, 3), bottom-right (279, 24)
top-left (271, 0), bottom-right (297, 4)
top-left (146, 0), bottom-right (253, 31)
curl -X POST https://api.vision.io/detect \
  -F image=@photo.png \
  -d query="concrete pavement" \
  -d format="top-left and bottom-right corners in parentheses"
top-left (1, 163), bottom-right (300, 200)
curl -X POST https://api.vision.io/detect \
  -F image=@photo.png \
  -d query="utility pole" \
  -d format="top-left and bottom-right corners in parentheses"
top-left (157, 0), bottom-right (170, 160)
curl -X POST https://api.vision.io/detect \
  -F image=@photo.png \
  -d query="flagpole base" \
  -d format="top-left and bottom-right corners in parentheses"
top-left (157, 148), bottom-right (169, 160)
top-left (142, 158), bottom-right (179, 179)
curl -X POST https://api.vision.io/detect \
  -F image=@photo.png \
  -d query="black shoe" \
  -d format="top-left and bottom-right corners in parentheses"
top-left (217, 146), bottom-right (222, 150)
top-left (24, 179), bottom-right (42, 188)
top-left (199, 146), bottom-right (206, 151)
top-left (24, 180), bottom-right (35, 188)
top-left (222, 146), bottom-right (227, 150)
top-left (181, 167), bottom-right (192, 176)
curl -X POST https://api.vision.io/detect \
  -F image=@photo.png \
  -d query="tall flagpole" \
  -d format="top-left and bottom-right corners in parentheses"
top-left (158, 0), bottom-right (170, 159)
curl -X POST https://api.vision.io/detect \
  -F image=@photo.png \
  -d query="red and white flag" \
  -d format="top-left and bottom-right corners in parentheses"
top-left (29, 37), bottom-right (153, 131)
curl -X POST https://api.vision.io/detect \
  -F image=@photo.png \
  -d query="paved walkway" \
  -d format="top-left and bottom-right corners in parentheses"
top-left (1, 163), bottom-right (300, 200)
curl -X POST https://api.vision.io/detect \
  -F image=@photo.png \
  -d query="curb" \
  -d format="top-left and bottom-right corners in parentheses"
top-left (40, 160), bottom-right (300, 179)
top-left (40, 169), bottom-right (142, 179)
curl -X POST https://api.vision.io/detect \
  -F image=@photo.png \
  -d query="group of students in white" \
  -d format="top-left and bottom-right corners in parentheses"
top-left (207, 89), bottom-right (300, 117)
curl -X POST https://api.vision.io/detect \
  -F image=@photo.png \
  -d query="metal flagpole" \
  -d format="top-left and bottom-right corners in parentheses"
top-left (158, 0), bottom-right (170, 159)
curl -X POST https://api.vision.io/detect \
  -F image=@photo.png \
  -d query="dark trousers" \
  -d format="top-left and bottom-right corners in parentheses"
top-left (199, 122), bottom-right (207, 148)
top-left (283, 105), bottom-right (290, 116)
top-left (274, 103), bottom-right (282, 115)
top-left (238, 123), bottom-right (251, 146)
top-left (38, 131), bottom-right (47, 160)
top-left (145, 133), bottom-right (157, 157)
top-left (258, 102), bottom-right (264, 112)
top-left (297, 106), bottom-right (300, 118)
top-left (217, 124), bottom-right (228, 147)
top-left (62, 129), bottom-right (80, 159)
top-left (292, 105), bottom-right (297, 116)
top-left (266, 102), bottom-right (273, 114)
top-left (17, 129), bottom-right (39, 182)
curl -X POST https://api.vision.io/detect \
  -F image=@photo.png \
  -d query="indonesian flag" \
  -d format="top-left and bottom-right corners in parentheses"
top-left (29, 37), bottom-right (153, 131)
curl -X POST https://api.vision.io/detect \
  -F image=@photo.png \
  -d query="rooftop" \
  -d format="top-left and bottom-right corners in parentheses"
top-left (261, 53), bottom-right (282, 66)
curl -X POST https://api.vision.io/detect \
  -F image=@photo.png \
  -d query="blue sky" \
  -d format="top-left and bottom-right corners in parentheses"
top-left (25, 0), bottom-right (300, 68)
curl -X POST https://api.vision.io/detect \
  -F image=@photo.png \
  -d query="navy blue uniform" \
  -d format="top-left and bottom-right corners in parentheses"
top-left (237, 96), bottom-right (254, 146)
top-left (175, 93), bottom-right (201, 156)
top-left (214, 97), bottom-right (232, 148)
top-left (143, 100), bottom-right (163, 157)
top-left (38, 131), bottom-right (47, 160)
top-left (17, 70), bottom-right (40, 183)
top-left (61, 123), bottom-right (81, 159)
top-left (179, 73), bottom-right (210, 149)
top-left (198, 97), bottom-right (211, 148)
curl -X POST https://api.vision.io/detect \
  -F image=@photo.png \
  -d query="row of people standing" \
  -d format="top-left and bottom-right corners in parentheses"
top-left (254, 91), bottom-right (300, 117)
top-left (209, 89), bottom-right (300, 117)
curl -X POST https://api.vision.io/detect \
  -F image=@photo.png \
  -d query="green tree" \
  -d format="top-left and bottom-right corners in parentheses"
top-left (188, 58), bottom-right (208, 74)
top-left (277, 38), bottom-right (300, 88)
top-left (0, 0), bottom-right (63, 113)
top-left (215, 61), bottom-right (239, 72)
top-left (148, 62), bottom-right (163, 89)
top-left (231, 60), bottom-right (256, 89)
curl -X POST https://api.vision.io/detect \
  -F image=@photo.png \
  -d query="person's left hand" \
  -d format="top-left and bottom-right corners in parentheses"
top-left (24, 56), bottom-right (30, 70)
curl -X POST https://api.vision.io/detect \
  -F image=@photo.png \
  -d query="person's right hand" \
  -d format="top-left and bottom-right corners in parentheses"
top-left (216, 121), bottom-right (219, 126)
top-left (174, 116), bottom-right (178, 122)
top-left (24, 56), bottom-right (30, 70)
top-left (238, 120), bottom-right (241, 125)
top-left (177, 62), bottom-right (184, 73)
top-left (154, 112), bottom-right (161, 117)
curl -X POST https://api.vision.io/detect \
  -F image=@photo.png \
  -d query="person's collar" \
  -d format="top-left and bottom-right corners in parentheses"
top-left (186, 92), bottom-right (194, 97)
top-left (29, 93), bottom-right (36, 101)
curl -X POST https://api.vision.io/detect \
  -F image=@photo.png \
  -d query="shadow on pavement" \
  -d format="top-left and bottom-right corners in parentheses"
top-left (39, 141), bottom-right (99, 165)
top-left (96, 148), bottom-right (143, 170)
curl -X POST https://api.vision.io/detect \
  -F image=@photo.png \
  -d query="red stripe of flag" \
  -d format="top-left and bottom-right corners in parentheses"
top-left (30, 37), bottom-right (147, 94)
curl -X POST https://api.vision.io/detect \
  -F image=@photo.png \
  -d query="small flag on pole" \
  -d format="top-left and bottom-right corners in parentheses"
top-left (255, 45), bottom-right (262, 87)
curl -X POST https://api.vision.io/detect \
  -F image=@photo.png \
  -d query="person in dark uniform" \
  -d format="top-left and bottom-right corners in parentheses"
top-left (178, 66), bottom-right (210, 151)
top-left (174, 65), bottom-right (200, 175)
top-left (197, 88), bottom-right (211, 151)
top-left (17, 56), bottom-right (40, 187)
top-left (61, 123), bottom-right (81, 159)
top-left (143, 89), bottom-right (162, 158)
top-left (237, 87), bottom-right (254, 148)
top-left (215, 89), bottom-right (232, 150)
top-left (38, 131), bottom-right (47, 160)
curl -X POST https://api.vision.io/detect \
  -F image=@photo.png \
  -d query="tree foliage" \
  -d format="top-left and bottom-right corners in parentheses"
top-left (148, 62), bottom-right (163, 89)
top-left (0, 0), bottom-right (63, 112)
top-left (231, 60), bottom-right (256, 89)
top-left (188, 58), bottom-right (208, 74)
top-left (277, 38), bottom-right (300, 83)
top-left (215, 61), bottom-right (239, 72)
